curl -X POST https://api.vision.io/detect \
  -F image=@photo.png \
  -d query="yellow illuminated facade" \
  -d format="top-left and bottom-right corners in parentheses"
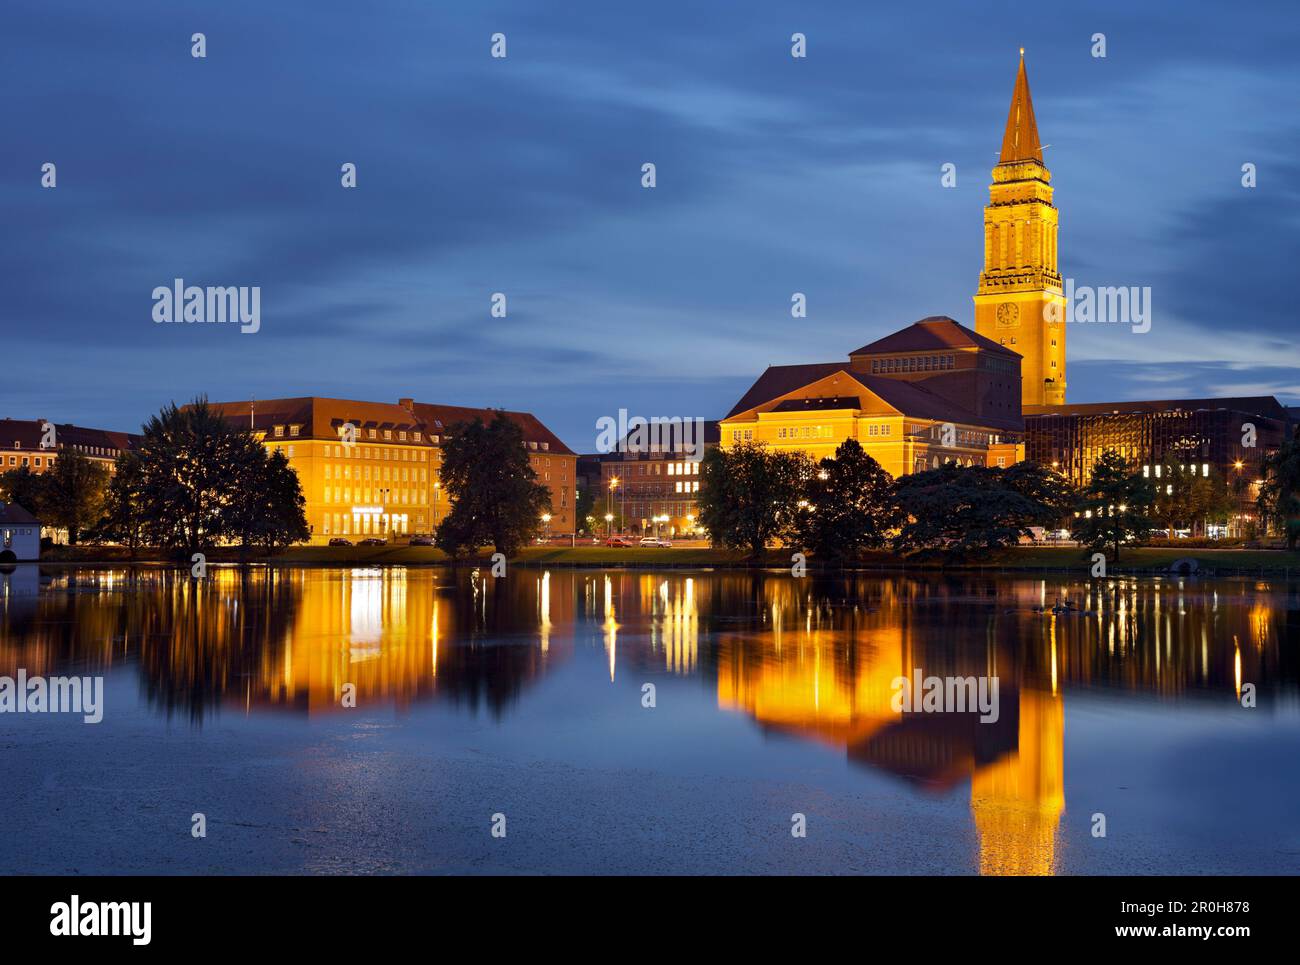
top-left (973, 51), bottom-right (1067, 407)
top-left (207, 396), bottom-right (577, 543)
top-left (721, 368), bottom-right (1021, 477)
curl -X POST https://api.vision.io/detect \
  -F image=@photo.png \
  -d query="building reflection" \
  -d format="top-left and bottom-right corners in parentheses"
top-left (1, 565), bottom-right (1295, 873)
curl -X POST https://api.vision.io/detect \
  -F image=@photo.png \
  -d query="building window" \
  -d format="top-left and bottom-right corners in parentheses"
top-left (274, 425), bottom-right (284, 437)
top-left (289, 425), bottom-right (300, 437)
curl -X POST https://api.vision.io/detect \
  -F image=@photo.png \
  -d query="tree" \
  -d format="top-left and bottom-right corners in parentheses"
top-left (1189, 468), bottom-right (1235, 537)
top-left (1072, 449), bottom-right (1158, 561)
top-left (1258, 429), bottom-right (1300, 550)
top-left (696, 442), bottom-right (810, 558)
top-left (90, 450), bottom-right (149, 556)
top-left (1151, 462), bottom-right (1200, 538)
top-left (136, 399), bottom-right (252, 555)
top-left (794, 438), bottom-right (897, 560)
top-left (892, 463), bottom-right (1056, 559)
top-left (227, 446), bottom-right (311, 553)
top-left (575, 482), bottom-right (595, 535)
top-left (131, 397), bottom-right (308, 557)
top-left (39, 449), bottom-right (109, 544)
top-left (1001, 461), bottom-right (1077, 524)
top-left (435, 413), bottom-right (551, 558)
top-left (0, 465), bottom-right (49, 518)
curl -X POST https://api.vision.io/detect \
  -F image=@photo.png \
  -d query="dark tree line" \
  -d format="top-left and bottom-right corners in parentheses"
top-left (1, 398), bottom-right (309, 556)
top-left (695, 438), bottom-right (1253, 562)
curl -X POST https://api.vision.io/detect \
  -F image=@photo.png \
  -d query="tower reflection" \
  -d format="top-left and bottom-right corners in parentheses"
top-left (1, 565), bottom-right (1294, 875)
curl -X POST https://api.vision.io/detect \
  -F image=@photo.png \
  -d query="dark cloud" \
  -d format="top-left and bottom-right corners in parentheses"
top-left (2, 0), bottom-right (1296, 448)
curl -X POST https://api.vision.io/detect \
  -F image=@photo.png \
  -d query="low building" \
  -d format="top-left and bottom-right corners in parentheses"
top-left (0, 503), bottom-right (41, 562)
top-left (207, 397), bottom-right (576, 544)
top-left (0, 418), bottom-right (138, 475)
top-left (721, 317), bottom-right (1024, 476)
top-left (587, 421), bottom-right (721, 538)
top-left (1024, 396), bottom-right (1294, 533)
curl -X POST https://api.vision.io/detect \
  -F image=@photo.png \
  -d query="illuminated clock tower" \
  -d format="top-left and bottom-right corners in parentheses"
top-left (973, 50), bottom-right (1066, 408)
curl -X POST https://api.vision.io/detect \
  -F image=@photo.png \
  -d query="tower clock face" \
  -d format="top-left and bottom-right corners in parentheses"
top-left (996, 302), bottom-right (1019, 327)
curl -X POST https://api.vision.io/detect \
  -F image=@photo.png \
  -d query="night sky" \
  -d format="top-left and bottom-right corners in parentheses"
top-left (4, 0), bottom-right (1297, 451)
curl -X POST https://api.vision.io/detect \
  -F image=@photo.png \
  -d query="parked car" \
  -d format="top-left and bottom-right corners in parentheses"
top-left (639, 537), bottom-right (672, 548)
top-left (409, 535), bottom-right (435, 546)
top-left (604, 537), bottom-right (632, 547)
top-left (328, 537), bottom-right (353, 547)
top-left (358, 537), bottom-right (386, 546)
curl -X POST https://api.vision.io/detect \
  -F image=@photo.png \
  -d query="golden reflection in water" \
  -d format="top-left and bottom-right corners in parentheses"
top-left (603, 575), bottom-right (618, 682)
top-left (2, 566), bottom-right (1296, 874)
top-left (970, 690), bottom-right (1064, 876)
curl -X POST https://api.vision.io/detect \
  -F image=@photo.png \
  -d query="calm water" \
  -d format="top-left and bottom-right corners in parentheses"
top-left (2, 564), bottom-right (1298, 875)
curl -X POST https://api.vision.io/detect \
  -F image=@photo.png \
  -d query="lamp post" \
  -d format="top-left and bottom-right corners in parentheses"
top-left (541, 512), bottom-right (551, 543)
top-left (608, 476), bottom-right (619, 534)
top-left (604, 513), bottom-right (614, 539)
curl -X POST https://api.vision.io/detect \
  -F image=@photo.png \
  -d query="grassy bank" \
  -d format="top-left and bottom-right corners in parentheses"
top-left (28, 542), bottom-right (1300, 575)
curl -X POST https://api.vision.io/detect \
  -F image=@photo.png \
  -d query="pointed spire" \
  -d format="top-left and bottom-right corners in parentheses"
top-left (999, 48), bottom-right (1043, 163)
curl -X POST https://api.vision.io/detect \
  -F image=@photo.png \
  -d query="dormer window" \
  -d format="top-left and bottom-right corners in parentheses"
top-left (289, 425), bottom-right (300, 437)
top-left (274, 425), bottom-right (284, 437)
top-left (413, 432), bottom-right (421, 441)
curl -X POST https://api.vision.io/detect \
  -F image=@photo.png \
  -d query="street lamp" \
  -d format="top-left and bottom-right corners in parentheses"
top-left (541, 512), bottom-right (551, 542)
top-left (604, 512), bottom-right (614, 538)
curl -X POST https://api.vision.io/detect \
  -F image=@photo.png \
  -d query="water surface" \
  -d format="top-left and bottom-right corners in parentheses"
top-left (2, 564), bottom-right (1297, 875)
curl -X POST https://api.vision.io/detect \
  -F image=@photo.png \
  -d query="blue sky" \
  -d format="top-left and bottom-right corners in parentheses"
top-left (3, 0), bottom-right (1297, 451)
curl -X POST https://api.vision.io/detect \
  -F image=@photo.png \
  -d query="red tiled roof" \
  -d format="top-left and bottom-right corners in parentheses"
top-left (849, 316), bottom-right (1019, 358)
top-left (0, 418), bottom-right (138, 454)
top-left (725, 363), bottom-right (845, 418)
top-left (732, 367), bottom-right (1020, 431)
top-left (206, 398), bottom-right (433, 445)
top-left (410, 403), bottom-right (575, 455)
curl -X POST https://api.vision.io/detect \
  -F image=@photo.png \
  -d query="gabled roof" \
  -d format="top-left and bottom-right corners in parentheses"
top-left (0, 502), bottom-right (40, 524)
top-left (733, 368), bottom-right (1019, 431)
top-left (725, 362), bottom-right (845, 418)
top-left (999, 51), bottom-right (1043, 164)
top-left (849, 316), bottom-right (1019, 359)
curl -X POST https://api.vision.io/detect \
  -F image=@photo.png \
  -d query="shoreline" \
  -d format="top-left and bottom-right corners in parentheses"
top-left (14, 544), bottom-right (1300, 578)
